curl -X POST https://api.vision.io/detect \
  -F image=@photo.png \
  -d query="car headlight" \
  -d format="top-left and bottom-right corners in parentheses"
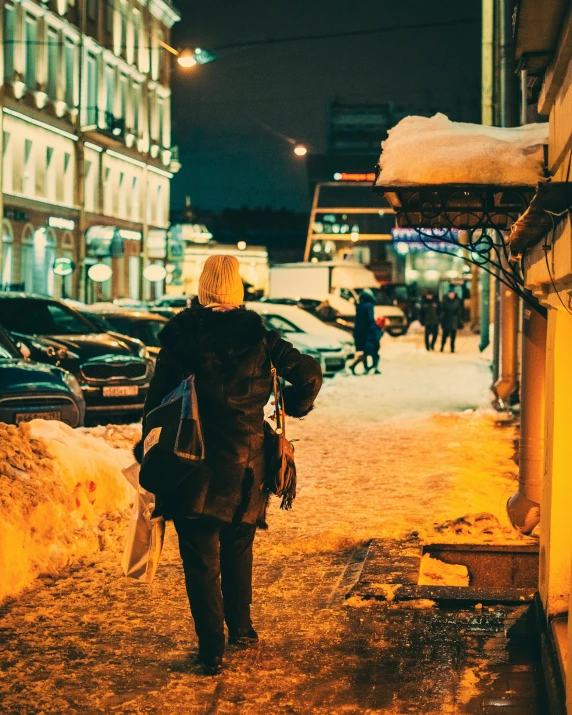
top-left (62, 371), bottom-right (85, 400)
top-left (138, 346), bottom-right (150, 359)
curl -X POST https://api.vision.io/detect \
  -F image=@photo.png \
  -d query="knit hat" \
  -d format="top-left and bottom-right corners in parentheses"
top-left (198, 255), bottom-right (244, 307)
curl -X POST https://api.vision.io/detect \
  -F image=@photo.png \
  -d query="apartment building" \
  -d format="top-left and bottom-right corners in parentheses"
top-left (1, 0), bottom-right (180, 301)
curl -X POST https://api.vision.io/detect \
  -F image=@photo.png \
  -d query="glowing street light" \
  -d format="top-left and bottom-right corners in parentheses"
top-left (293, 144), bottom-right (308, 157)
top-left (177, 49), bottom-right (197, 68)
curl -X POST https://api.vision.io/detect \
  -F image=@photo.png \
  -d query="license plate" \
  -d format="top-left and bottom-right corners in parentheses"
top-left (16, 411), bottom-right (61, 424)
top-left (102, 386), bottom-right (139, 397)
top-left (325, 358), bottom-right (346, 371)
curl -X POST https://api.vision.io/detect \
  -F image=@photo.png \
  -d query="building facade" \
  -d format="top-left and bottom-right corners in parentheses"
top-left (1, 0), bottom-right (180, 302)
top-left (512, 1), bottom-right (572, 710)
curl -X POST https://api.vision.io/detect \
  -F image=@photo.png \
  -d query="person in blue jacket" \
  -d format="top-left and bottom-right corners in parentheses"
top-left (349, 289), bottom-right (383, 375)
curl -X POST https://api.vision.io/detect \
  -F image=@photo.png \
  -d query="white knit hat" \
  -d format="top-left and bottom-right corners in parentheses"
top-left (198, 255), bottom-right (244, 307)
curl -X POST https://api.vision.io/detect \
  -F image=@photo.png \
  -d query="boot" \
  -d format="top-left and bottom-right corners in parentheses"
top-left (228, 627), bottom-right (259, 648)
top-left (197, 653), bottom-right (223, 676)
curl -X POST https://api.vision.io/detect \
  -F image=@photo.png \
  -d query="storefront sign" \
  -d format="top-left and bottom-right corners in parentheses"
top-left (53, 257), bottom-right (75, 276)
top-left (88, 263), bottom-right (113, 282)
top-left (3, 208), bottom-right (29, 222)
top-left (48, 217), bottom-right (76, 231)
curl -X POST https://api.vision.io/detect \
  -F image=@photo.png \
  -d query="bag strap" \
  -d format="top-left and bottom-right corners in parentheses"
top-left (264, 338), bottom-right (286, 437)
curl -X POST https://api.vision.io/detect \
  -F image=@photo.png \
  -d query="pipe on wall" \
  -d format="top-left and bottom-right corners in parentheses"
top-left (493, 283), bottom-right (519, 405)
top-left (507, 306), bottom-right (547, 534)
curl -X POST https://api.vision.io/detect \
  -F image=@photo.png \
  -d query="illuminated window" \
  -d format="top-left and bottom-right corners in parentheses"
top-left (62, 152), bottom-right (73, 205)
top-left (1, 222), bottom-right (13, 289)
top-left (85, 51), bottom-right (98, 126)
top-left (84, 159), bottom-right (96, 212)
top-left (103, 166), bottom-right (112, 215)
top-left (120, 0), bottom-right (128, 58)
top-left (119, 73), bottom-right (128, 122)
top-left (64, 40), bottom-right (76, 107)
top-left (47, 28), bottom-right (59, 99)
top-left (118, 171), bottom-right (126, 217)
top-left (46, 147), bottom-right (56, 202)
top-left (23, 139), bottom-right (35, 196)
top-left (25, 14), bottom-right (38, 89)
top-left (132, 9), bottom-right (141, 67)
top-left (2, 132), bottom-right (13, 193)
top-left (156, 185), bottom-right (164, 225)
top-left (132, 82), bottom-right (141, 134)
top-left (157, 98), bottom-right (165, 147)
top-left (105, 64), bottom-right (115, 121)
top-left (4, 4), bottom-right (15, 80)
top-left (131, 176), bottom-right (140, 221)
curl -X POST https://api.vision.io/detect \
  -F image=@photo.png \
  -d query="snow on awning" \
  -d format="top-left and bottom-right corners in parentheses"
top-left (375, 113), bottom-right (548, 188)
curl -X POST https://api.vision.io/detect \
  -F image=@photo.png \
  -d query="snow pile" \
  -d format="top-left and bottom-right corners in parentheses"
top-left (418, 553), bottom-right (469, 587)
top-left (79, 422), bottom-right (142, 451)
top-left (376, 113), bottom-right (548, 187)
top-left (0, 420), bottom-right (134, 604)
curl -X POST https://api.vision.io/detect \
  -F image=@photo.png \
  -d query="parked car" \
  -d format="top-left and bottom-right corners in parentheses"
top-left (246, 302), bottom-right (351, 377)
top-left (0, 326), bottom-right (85, 427)
top-left (149, 295), bottom-right (194, 318)
top-left (79, 307), bottom-right (168, 359)
top-left (0, 293), bottom-right (153, 421)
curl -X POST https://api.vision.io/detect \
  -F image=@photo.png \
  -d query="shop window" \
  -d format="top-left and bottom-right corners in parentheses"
top-left (4, 4), bottom-right (15, 81)
top-left (25, 14), bottom-right (38, 89)
top-left (1, 222), bottom-right (13, 289)
top-left (129, 256), bottom-right (140, 300)
top-left (47, 28), bottom-right (59, 99)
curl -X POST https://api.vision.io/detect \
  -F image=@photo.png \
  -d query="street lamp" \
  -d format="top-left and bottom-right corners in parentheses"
top-left (177, 49), bottom-right (197, 68)
top-left (177, 47), bottom-right (218, 68)
top-left (293, 144), bottom-right (308, 157)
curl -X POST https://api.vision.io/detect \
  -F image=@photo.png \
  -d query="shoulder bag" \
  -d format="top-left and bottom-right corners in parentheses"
top-left (264, 348), bottom-right (297, 510)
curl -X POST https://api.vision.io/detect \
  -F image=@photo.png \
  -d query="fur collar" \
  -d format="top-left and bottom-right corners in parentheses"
top-left (159, 306), bottom-right (267, 372)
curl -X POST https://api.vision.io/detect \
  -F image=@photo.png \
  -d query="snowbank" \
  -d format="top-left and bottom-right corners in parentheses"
top-left (0, 420), bottom-right (134, 604)
top-left (376, 113), bottom-right (548, 187)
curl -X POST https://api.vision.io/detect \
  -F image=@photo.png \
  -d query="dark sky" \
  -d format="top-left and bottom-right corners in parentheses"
top-left (170, 1), bottom-right (482, 213)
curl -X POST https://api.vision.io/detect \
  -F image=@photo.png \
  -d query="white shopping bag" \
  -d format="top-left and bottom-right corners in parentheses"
top-left (121, 463), bottom-right (165, 584)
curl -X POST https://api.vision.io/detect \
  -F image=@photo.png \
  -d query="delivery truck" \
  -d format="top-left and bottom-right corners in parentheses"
top-left (268, 262), bottom-right (408, 336)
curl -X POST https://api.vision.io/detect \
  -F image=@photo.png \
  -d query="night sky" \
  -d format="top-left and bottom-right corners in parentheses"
top-left (170, 1), bottom-right (482, 213)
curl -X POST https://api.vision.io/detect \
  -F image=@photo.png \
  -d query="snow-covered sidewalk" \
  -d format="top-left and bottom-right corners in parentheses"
top-left (0, 330), bottom-right (542, 715)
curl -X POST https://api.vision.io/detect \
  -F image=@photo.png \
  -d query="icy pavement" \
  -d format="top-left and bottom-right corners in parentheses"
top-left (0, 330), bottom-right (544, 714)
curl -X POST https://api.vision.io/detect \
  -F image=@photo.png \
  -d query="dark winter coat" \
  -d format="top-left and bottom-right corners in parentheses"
top-left (440, 296), bottom-right (464, 332)
top-left (419, 297), bottom-right (440, 327)
top-left (353, 296), bottom-right (382, 354)
top-left (135, 306), bottom-right (323, 528)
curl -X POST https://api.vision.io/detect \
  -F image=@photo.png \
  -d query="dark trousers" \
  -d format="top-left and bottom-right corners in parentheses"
top-left (441, 329), bottom-right (457, 352)
top-left (174, 518), bottom-right (256, 658)
top-left (424, 325), bottom-right (438, 350)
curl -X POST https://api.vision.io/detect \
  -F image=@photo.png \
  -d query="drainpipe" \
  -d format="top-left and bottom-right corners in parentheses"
top-left (507, 306), bottom-right (546, 533)
top-left (479, 269), bottom-right (490, 352)
top-left (493, 279), bottom-right (519, 406)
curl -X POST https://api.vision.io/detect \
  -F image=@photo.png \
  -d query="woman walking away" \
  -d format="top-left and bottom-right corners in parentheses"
top-left (136, 255), bottom-right (323, 675)
top-left (349, 289), bottom-right (383, 375)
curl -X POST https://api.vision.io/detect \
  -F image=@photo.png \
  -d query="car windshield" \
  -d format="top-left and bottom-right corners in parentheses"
top-left (102, 315), bottom-right (164, 347)
top-left (263, 315), bottom-right (303, 334)
top-left (0, 299), bottom-right (101, 335)
top-left (0, 329), bottom-right (19, 359)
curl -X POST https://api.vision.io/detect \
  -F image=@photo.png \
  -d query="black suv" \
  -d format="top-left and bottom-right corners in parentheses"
top-left (0, 293), bottom-right (153, 421)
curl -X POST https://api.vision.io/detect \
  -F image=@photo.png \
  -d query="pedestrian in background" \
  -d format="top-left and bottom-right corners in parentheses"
top-left (349, 289), bottom-right (383, 375)
top-left (419, 290), bottom-right (440, 351)
top-left (138, 255), bottom-right (323, 676)
top-left (440, 289), bottom-right (464, 353)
